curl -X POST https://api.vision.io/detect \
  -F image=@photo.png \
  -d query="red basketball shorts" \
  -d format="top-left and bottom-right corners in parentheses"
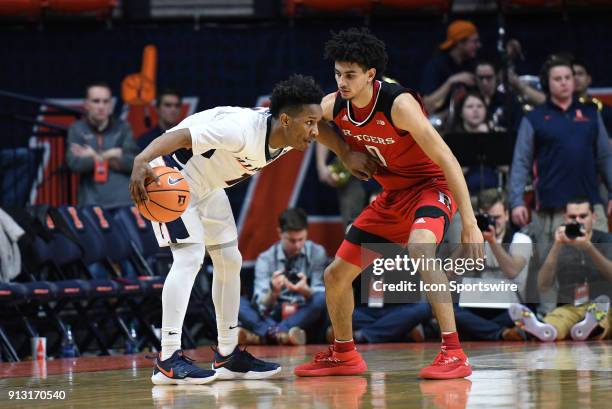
top-left (337, 178), bottom-right (456, 268)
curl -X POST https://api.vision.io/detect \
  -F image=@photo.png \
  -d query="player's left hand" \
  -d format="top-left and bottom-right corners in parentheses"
top-left (340, 151), bottom-right (379, 180)
top-left (129, 157), bottom-right (158, 204)
top-left (461, 223), bottom-right (485, 264)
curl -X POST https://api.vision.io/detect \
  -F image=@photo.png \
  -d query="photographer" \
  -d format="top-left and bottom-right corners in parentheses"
top-left (512, 197), bottom-right (612, 341)
top-left (453, 189), bottom-right (533, 340)
top-left (238, 208), bottom-right (328, 345)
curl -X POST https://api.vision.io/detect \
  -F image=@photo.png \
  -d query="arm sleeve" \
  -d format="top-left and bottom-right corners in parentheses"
top-left (509, 117), bottom-right (535, 208)
top-left (253, 249), bottom-right (275, 310)
top-left (183, 116), bottom-right (247, 156)
top-left (65, 124), bottom-right (95, 174)
top-left (117, 123), bottom-right (138, 174)
top-left (595, 112), bottom-right (612, 200)
top-left (308, 244), bottom-right (328, 293)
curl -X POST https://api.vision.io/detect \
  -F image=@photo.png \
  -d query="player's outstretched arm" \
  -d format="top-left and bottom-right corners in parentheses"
top-left (391, 93), bottom-right (484, 254)
top-left (316, 92), bottom-right (379, 180)
top-left (130, 128), bottom-right (192, 204)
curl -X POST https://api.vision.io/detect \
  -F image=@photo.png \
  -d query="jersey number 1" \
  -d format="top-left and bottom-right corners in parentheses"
top-left (365, 145), bottom-right (388, 167)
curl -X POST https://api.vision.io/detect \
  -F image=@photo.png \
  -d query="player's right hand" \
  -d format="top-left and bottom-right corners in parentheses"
top-left (341, 151), bottom-right (379, 180)
top-left (129, 158), bottom-right (158, 204)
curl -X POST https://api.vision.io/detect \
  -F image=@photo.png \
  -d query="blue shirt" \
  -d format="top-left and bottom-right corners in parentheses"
top-left (253, 240), bottom-right (327, 314)
top-left (509, 98), bottom-right (612, 209)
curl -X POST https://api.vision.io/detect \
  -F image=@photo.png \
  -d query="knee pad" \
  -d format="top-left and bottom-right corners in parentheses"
top-left (171, 244), bottom-right (205, 273)
top-left (208, 244), bottom-right (242, 278)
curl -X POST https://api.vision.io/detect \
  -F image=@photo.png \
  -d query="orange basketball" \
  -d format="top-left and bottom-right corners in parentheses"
top-left (137, 166), bottom-right (190, 223)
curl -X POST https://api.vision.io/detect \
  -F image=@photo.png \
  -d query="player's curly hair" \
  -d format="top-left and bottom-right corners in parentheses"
top-left (324, 28), bottom-right (388, 76)
top-left (269, 74), bottom-right (324, 118)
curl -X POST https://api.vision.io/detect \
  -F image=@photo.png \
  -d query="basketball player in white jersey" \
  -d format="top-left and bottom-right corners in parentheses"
top-left (129, 75), bottom-right (377, 385)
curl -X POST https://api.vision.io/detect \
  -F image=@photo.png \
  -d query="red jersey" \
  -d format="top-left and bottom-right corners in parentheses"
top-left (332, 80), bottom-right (445, 191)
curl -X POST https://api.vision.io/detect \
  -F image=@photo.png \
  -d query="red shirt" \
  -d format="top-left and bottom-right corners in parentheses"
top-left (332, 80), bottom-right (445, 191)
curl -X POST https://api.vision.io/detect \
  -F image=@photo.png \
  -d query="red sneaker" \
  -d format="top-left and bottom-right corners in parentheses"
top-left (419, 348), bottom-right (472, 380)
top-left (294, 346), bottom-right (367, 377)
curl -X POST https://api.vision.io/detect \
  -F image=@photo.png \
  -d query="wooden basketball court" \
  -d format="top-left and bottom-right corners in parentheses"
top-left (1, 341), bottom-right (611, 408)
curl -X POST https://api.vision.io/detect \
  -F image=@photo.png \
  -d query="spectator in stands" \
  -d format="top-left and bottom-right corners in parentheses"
top-left (238, 208), bottom-right (328, 345)
top-left (136, 88), bottom-right (183, 152)
top-left (474, 60), bottom-right (522, 132)
top-left (449, 91), bottom-right (504, 194)
top-left (572, 60), bottom-right (612, 134)
top-left (452, 189), bottom-right (533, 341)
top-left (66, 82), bottom-right (138, 208)
top-left (510, 55), bottom-right (612, 261)
top-left (420, 20), bottom-right (480, 116)
top-left (511, 197), bottom-right (611, 341)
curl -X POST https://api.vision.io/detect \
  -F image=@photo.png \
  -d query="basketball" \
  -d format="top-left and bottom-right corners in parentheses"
top-left (137, 166), bottom-right (190, 223)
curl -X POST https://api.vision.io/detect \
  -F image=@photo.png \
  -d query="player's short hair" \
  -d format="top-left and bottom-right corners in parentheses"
top-left (324, 27), bottom-right (388, 76)
top-left (85, 81), bottom-right (112, 99)
top-left (269, 74), bottom-right (324, 118)
top-left (477, 189), bottom-right (508, 212)
top-left (279, 208), bottom-right (308, 232)
top-left (156, 88), bottom-right (182, 107)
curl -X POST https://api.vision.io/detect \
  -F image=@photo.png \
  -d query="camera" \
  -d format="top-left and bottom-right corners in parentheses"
top-left (476, 212), bottom-right (495, 232)
top-left (564, 221), bottom-right (584, 240)
top-left (284, 269), bottom-right (301, 284)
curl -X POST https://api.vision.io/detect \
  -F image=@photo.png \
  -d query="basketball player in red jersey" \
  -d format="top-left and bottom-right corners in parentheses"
top-left (295, 28), bottom-right (484, 379)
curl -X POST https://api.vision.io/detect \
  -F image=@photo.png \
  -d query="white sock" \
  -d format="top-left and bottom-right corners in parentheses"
top-left (161, 328), bottom-right (181, 360)
top-left (161, 243), bottom-right (205, 360)
top-left (208, 242), bottom-right (242, 357)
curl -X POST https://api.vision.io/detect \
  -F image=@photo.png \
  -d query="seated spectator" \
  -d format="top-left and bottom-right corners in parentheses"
top-left (511, 197), bottom-right (612, 341)
top-left (420, 20), bottom-right (480, 118)
top-left (474, 60), bottom-right (522, 132)
top-left (452, 189), bottom-right (533, 341)
top-left (238, 208), bottom-right (328, 345)
top-left (449, 92), bottom-right (505, 194)
top-left (66, 82), bottom-right (138, 208)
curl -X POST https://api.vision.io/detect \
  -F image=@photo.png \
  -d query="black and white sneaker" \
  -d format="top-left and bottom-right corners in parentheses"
top-left (151, 350), bottom-right (218, 385)
top-left (212, 346), bottom-right (281, 380)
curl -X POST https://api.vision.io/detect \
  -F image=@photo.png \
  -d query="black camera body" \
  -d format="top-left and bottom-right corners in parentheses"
top-left (476, 213), bottom-right (495, 232)
top-left (284, 269), bottom-right (301, 284)
top-left (564, 221), bottom-right (585, 240)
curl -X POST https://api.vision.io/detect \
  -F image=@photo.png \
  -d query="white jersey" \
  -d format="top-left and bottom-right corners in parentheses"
top-left (151, 106), bottom-right (290, 193)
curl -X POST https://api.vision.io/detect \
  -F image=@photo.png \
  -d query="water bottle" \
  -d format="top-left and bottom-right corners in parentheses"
top-left (125, 323), bottom-right (139, 354)
top-left (61, 325), bottom-right (77, 358)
